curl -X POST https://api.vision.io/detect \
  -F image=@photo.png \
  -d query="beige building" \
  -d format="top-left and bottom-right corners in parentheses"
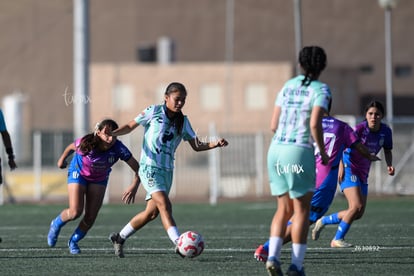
top-left (90, 62), bottom-right (292, 134)
top-left (0, 0), bottom-right (413, 164)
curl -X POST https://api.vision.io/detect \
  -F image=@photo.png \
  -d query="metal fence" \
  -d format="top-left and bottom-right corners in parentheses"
top-left (1, 120), bottom-right (414, 205)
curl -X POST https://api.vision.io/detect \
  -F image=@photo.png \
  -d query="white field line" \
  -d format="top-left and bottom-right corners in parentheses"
top-left (0, 246), bottom-right (412, 253)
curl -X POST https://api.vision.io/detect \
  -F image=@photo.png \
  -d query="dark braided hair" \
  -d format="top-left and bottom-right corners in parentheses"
top-left (299, 46), bottom-right (327, 86)
top-left (78, 119), bottom-right (119, 155)
top-left (164, 82), bottom-right (186, 135)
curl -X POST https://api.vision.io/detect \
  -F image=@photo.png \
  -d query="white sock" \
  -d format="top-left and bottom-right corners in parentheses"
top-left (119, 223), bottom-right (136, 240)
top-left (268, 236), bottom-right (283, 261)
top-left (167, 226), bottom-right (180, 244)
top-left (291, 243), bottom-right (307, 270)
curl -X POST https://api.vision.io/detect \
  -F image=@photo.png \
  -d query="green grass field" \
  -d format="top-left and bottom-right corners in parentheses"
top-left (0, 196), bottom-right (413, 275)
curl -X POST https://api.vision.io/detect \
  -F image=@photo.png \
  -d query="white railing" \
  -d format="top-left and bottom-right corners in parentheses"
top-left (1, 119), bottom-right (414, 205)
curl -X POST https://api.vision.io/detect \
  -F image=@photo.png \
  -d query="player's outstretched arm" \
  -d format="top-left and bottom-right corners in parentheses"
top-left (188, 137), bottom-right (228, 152)
top-left (122, 157), bottom-right (141, 204)
top-left (57, 143), bottom-right (76, 169)
top-left (384, 148), bottom-right (395, 176)
top-left (112, 120), bottom-right (139, 136)
top-left (353, 142), bottom-right (381, 162)
top-left (1, 131), bottom-right (17, 170)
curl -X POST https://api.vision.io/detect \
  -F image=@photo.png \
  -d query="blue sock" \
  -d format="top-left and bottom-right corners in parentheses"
top-left (322, 213), bottom-right (341, 225)
top-left (70, 227), bottom-right (86, 243)
top-left (334, 221), bottom-right (351, 240)
top-left (53, 214), bottom-right (66, 228)
top-left (263, 240), bottom-right (269, 251)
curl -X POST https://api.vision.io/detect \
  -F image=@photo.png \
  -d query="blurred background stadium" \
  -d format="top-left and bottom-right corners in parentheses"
top-left (1, 0), bottom-right (413, 204)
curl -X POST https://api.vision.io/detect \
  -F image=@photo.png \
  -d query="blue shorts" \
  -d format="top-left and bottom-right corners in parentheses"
top-left (309, 167), bottom-right (339, 223)
top-left (139, 165), bottom-right (173, 201)
top-left (340, 166), bottom-right (368, 196)
top-left (267, 143), bottom-right (315, 199)
top-left (67, 169), bottom-right (108, 186)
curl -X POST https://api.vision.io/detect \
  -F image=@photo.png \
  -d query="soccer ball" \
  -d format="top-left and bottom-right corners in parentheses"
top-left (177, 231), bottom-right (204, 258)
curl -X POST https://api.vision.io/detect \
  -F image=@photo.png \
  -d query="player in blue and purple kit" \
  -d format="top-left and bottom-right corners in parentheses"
top-left (254, 100), bottom-right (380, 262)
top-left (312, 100), bottom-right (394, 248)
top-left (47, 119), bottom-right (141, 254)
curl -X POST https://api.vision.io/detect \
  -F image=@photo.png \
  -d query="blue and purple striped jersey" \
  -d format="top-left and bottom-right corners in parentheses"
top-left (69, 138), bottom-right (132, 182)
top-left (315, 116), bottom-right (359, 189)
top-left (343, 121), bottom-right (393, 183)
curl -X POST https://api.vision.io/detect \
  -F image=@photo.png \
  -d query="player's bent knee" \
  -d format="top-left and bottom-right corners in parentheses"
top-left (67, 209), bottom-right (83, 220)
top-left (354, 210), bottom-right (365, 220)
top-left (149, 211), bottom-right (159, 220)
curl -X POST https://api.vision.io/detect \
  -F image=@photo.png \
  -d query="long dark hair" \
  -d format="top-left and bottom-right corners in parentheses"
top-left (364, 100), bottom-right (385, 118)
top-left (164, 82), bottom-right (186, 135)
top-left (299, 46), bottom-right (327, 86)
top-left (78, 119), bottom-right (119, 154)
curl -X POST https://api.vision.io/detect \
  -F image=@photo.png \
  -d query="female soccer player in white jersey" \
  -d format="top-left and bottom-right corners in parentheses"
top-left (108, 82), bottom-right (228, 258)
top-left (265, 46), bottom-right (331, 276)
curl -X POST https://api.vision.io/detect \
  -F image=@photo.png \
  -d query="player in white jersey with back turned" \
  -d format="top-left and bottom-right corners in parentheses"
top-left (265, 46), bottom-right (331, 276)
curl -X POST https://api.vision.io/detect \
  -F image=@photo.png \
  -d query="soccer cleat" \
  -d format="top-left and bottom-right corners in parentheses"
top-left (109, 232), bottom-right (125, 258)
top-left (47, 219), bottom-right (61, 247)
top-left (266, 259), bottom-right (283, 276)
top-left (330, 239), bottom-right (353, 248)
top-left (286, 264), bottom-right (305, 276)
top-left (68, 239), bottom-right (81, 254)
top-left (311, 218), bottom-right (325, 240)
top-left (254, 244), bottom-right (268, 262)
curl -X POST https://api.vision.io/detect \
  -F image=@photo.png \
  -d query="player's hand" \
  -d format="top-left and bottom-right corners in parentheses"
top-left (216, 138), bottom-right (228, 148)
top-left (387, 166), bottom-right (395, 176)
top-left (122, 180), bottom-right (139, 204)
top-left (320, 152), bottom-right (329, 165)
top-left (8, 159), bottom-right (17, 170)
top-left (57, 160), bottom-right (67, 169)
top-left (122, 191), bottom-right (136, 204)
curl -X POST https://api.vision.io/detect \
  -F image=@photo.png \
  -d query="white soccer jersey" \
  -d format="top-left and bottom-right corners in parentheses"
top-left (274, 75), bottom-right (331, 147)
top-left (135, 104), bottom-right (196, 170)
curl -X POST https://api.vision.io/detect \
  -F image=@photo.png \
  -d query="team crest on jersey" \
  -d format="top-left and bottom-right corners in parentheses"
top-left (351, 174), bottom-right (357, 183)
top-left (146, 170), bottom-right (156, 187)
top-left (379, 135), bottom-right (385, 147)
top-left (108, 156), bottom-right (115, 164)
top-left (72, 171), bottom-right (79, 179)
top-left (147, 178), bottom-right (155, 187)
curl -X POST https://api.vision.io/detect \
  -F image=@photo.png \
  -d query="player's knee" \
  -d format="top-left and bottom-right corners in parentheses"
top-left (149, 210), bottom-right (159, 220)
top-left (348, 204), bottom-right (364, 217)
top-left (354, 209), bottom-right (365, 220)
top-left (67, 209), bottom-right (82, 220)
top-left (157, 201), bottom-right (172, 214)
top-left (142, 208), bottom-right (159, 221)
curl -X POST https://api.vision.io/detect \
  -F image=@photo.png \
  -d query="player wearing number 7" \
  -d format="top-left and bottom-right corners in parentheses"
top-left (312, 100), bottom-right (394, 248)
top-left (254, 99), bottom-right (380, 262)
